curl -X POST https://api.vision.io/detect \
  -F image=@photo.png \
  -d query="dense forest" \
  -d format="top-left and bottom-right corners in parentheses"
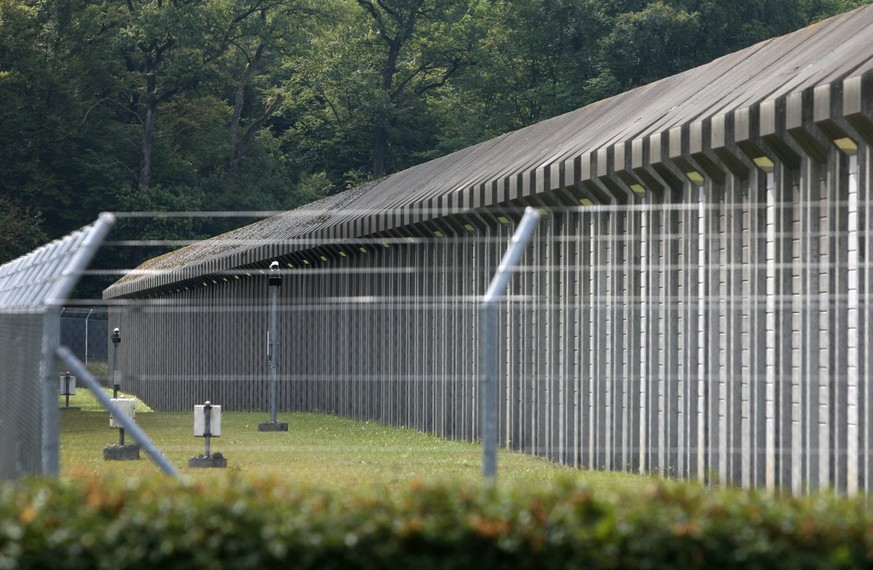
top-left (1, 0), bottom-right (869, 273)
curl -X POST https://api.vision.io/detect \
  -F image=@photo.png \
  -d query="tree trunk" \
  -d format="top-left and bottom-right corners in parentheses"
top-left (372, 123), bottom-right (387, 179)
top-left (228, 93), bottom-right (284, 182)
top-left (229, 43), bottom-right (265, 167)
top-left (371, 38), bottom-right (400, 179)
top-left (357, 0), bottom-right (424, 179)
top-left (140, 98), bottom-right (157, 189)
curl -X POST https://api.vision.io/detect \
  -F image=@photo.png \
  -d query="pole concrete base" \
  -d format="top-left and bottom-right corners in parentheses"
top-left (258, 421), bottom-right (288, 432)
top-left (103, 444), bottom-right (140, 461)
top-left (188, 453), bottom-right (227, 468)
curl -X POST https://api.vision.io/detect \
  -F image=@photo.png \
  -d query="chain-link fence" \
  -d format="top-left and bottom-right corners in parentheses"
top-left (0, 214), bottom-right (114, 480)
top-left (59, 307), bottom-right (108, 367)
top-left (0, 313), bottom-right (46, 479)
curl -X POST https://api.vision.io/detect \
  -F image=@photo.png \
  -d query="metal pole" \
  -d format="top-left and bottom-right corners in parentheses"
top-left (480, 302), bottom-right (499, 478)
top-left (204, 403), bottom-right (212, 458)
top-left (111, 327), bottom-right (122, 444)
top-left (57, 346), bottom-right (183, 480)
top-left (33, 212), bottom-right (114, 478)
top-left (111, 327), bottom-right (121, 398)
top-left (268, 261), bottom-right (282, 424)
top-left (269, 278), bottom-right (279, 423)
top-left (42, 309), bottom-right (61, 475)
top-left (84, 308), bottom-right (93, 366)
top-left (64, 372), bottom-right (71, 409)
top-left (480, 207), bottom-right (540, 482)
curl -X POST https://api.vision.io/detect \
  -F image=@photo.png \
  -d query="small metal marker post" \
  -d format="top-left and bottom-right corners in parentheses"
top-left (104, 328), bottom-right (140, 460)
top-left (57, 346), bottom-right (181, 479)
top-left (259, 261), bottom-right (288, 432)
top-left (111, 327), bottom-right (121, 398)
top-left (189, 401), bottom-right (226, 468)
top-left (63, 372), bottom-right (71, 408)
top-left (104, 398), bottom-right (140, 460)
top-left (204, 404), bottom-right (212, 457)
top-left (111, 328), bottom-right (122, 441)
top-left (59, 371), bottom-right (79, 411)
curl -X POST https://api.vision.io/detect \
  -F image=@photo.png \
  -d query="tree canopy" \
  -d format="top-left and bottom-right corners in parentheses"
top-left (1, 0), bottom-right (868, 280)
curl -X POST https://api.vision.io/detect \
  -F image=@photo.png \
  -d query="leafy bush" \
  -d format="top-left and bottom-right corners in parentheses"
top-left (0, 476), bottom-right (870, 569)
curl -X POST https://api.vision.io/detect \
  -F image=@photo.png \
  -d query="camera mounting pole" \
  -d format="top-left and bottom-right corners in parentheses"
top-left (259, 261), bottom-right (288, 432)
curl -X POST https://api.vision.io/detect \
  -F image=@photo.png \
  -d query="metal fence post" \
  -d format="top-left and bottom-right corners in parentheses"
top-left (41, 309), bottom-right (61, 475)
top-left (481, 207), bottom-right (540, 482)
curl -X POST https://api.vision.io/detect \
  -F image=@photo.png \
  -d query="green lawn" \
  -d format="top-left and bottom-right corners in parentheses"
top-left (59, 389), bottom-right (648, 492)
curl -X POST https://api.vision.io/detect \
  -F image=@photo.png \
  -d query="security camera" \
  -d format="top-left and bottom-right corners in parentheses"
top-left (268, 260), bottom-right (282, 287)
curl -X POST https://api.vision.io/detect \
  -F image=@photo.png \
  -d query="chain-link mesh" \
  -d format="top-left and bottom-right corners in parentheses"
top-left (0, 313), bottom-right (45, 479)
top-left (0, 213), bottom-right (114, 479)
top-left (59, 308), bottom-right (108, 366)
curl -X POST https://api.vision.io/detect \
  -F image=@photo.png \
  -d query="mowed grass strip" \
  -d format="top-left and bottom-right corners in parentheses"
top-left (59, 389), bottom-right (646, 492)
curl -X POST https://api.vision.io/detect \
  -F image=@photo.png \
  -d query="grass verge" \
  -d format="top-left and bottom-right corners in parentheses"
top-left (59, 390), bottom-right (645, 492)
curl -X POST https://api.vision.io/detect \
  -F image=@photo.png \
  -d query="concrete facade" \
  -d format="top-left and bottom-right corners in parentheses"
top-left (106, 7), bottom-right (873, 493)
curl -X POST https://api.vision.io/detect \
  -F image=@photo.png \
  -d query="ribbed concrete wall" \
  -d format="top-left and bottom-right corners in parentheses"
top-left (113, 135), bottom-right (872, 493)
top-left (107, 7), bottom-right (873, 493)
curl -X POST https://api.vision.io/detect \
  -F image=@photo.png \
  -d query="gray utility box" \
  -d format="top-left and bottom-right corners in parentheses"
top-left (104, 398), bottom-right (140, 461)
top-left (59, 373), bottom-right (79, 411)
top-left (189, 403), bottom-right (226, 468)
top-left (58, 374), bottom-right (76, 395)
top-left (194, 404), bottom-right (221, 436)
top-left (109, 398), bottom-right (135, 427)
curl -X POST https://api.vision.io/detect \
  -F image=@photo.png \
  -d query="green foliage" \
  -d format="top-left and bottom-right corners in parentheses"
top-left (279, 0), bottom-right (479, 181)
top-left (442, 0), bottom-right (606, 135)
top-left (0, 196), bottom-right (47, 264)
top-left (598, 2), bottom-right (702, 90)
top-left (2, 0), bottom-right (872, 270)
top-left (0, 475), bottom-right (871, 569)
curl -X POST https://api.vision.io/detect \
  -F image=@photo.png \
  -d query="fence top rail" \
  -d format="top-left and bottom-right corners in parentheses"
top-left (0, 213), bottom-right (115, 312)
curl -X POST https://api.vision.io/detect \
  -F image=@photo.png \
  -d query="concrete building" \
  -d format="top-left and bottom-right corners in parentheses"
top-left (106, 6), bottom-right (873, 493)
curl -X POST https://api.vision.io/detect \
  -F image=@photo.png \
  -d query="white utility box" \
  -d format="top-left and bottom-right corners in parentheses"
top-left (194, 404), bottom-right (221, 437)
top-left (58, 374), bottom-right (76, 395)
top-left (109, 398), bottom-right (136, 428)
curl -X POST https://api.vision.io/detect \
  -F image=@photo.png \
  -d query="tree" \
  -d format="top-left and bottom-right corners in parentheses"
top-left (284, 0), bottom-right (478, 181)
top-left (436, 0), bottom-right (606, 144)
top-left (0, 0), bottom-right (130, 234)
top-left (0, 196), bottom-right (48, 264)
top-left (358, 0), bottom-right (479, 177)
top-left (214, 0), bottom-right (318, 182)
top-left (596, 1), bottom-right (701, 91)
top-left (109, 0), bottom-right (223, 189)
top-left (2, 0), bottom-right (871, 268)
top-left (685, 0), bottom-right (806, 61)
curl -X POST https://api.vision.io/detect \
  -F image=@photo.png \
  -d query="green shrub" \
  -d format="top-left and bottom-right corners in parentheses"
top-left (0, 476), bottom-right (869, 569)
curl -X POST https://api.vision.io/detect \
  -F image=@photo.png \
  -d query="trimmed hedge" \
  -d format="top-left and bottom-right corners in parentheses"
top-left (0, 475), bottom-right (871, 569)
